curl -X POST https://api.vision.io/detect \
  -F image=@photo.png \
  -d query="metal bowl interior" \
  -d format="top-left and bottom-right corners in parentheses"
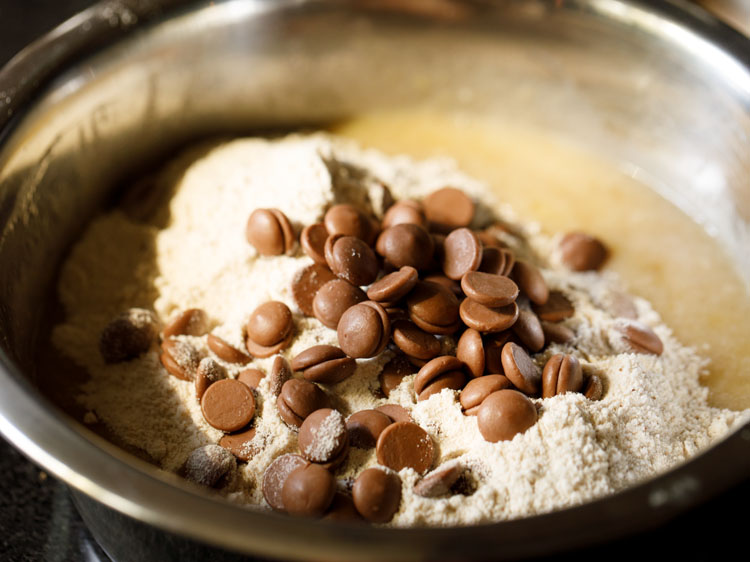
top-left (0, 0), bottom-right (749, 560)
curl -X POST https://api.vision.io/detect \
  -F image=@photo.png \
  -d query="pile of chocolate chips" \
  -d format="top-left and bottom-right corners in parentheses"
top-left (99, 186), bottom-right (665, 523)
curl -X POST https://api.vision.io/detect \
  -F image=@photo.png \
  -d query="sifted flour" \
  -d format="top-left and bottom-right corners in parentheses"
top-left (52, 134), bottom-right (748, 526)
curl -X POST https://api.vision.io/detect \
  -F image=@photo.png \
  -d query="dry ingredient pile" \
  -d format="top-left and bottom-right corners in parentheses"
top-left (53, 133), bottom-right (748, 526)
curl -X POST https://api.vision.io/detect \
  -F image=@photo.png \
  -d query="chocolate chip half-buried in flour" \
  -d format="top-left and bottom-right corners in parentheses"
top-left (461, 271), bottom-right (519, 308)
top-left (200, 379), bottom-right (256, 432)
top-left (459, 298), bottom-right (519, 333)
top-left (423, 187), bottom-right (475, 233)
top-left (542, 354), bottom-right (583, 398)
top-left (460, 374), bottom-right (514, 416)
top-left (219, 426), bottom-right (258, 462)
top-left (245, 301), bottom-right (294, 358)
top-left (282, 464), bottom-right (337, 517)
top-left (337, 301), bottom-right (390, 359)
top-left (583, 374), bottom-right (604, 401)
top-left (163, 308), bottom-right (208, 338)
top-left (300, 223), bottom-right (329, 265)
top-left (277, 378), bottom-right (330, 428)
top-left (617, 321), bottom-right (664, 355)
top-left (414, 462), bottom-right (463, 498)
top-left (379, 355), bottom-right (415, 397)
top-left (559, 231), bottom-right (608, 271)
top-left (501, 342), bottom-right (541, 396)
top-left (206, 334), bottom-right (252, 364)
top-left (346, 409), bottom-right (393, 449)
top-left (182, 444), bottom-right (236, 488)
top-left (324, 203), bottom-right (378, 246)
top-left (406, 281), bottom-right (461, 335)
top-left (291, 345), bottom-right (356, 384)
top-left (352, 468), bottom-right (402, 523)
top-left (292, 263), bottom-right (337, 317)
top-left (262, 454), bottom-right (310, 512)
top-left (532, 291), bottom-right (574, 323)
top-left (100, 308), bottom-right (159, 364)
top-left (268, 355), bottom-right (292, 397)
top-left (160, 338), bottom-right (201, 381)
top-left (477, 389), bottom-right (538, 443)
top-left (511, 260), bottom-right (549, 306)
top-left (442, 228), bottom-right (483, 281)
top-left (375, 223), bottom-right (434, 271)
top-left (312, 278), bottom-right (367, 329)
top-left (245, 208), bottom-right (295, 256)
top-left (375, 404), bottom-right (413, 424)
top-left (195, 357), bottom-right (227, 399)
top-left (376, 422), bottom-right (434, 474)
top-left (298, 408), bottom-right (348, 464)
top-left (367, 266), bottom-right (419, 304)
top-left (325, 235), bottom-right (379, 286)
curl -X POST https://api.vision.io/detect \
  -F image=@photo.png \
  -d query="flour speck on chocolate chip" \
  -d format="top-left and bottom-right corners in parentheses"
top-left (52, 134), bottom-right (749, 526)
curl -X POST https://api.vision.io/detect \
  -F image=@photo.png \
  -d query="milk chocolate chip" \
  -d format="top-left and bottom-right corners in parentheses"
top-left (195, 357), bottom-right (227, 399)
top-left (382, 199), bottom-right (427, 229)
top-left (277, 378), bottom-right (330, 428)
top-left (352, 468), bottom-right (402, 523)
top-left (183, 444), bottom-right (236, 488)
top-left (245, 301), bottom-right (294, 357)
top-left (379, 355), bottom-right (414, 397)
top-left (292, 263), bottom-right (337, 317)
top-left (237, 368), bottom-right (265, 391)
top-left (291, 345), bottom-right (356, 384)
top-left (262, 454), bottom-right (310, 512)
top-left (219, 426), bottom-right (258, 462)
top-left (414, 462), bottom-right (463, 498)
top-left (541, 354), bottom-right (583, 398)
top-left (268, 355), bottom-right (292, 397)
top-left (511, 307), bottom-right (545, 352)
top-left (326, 235), bottom-right (379, 286)
top-left (532, 291), bottom-right (574, 323)
top-left (298, 408), bottom-right (348, 464)
top-left (456, 328), bottom-right (485, 378)
top-left (324, 204), bottom-right (377, 246)
top-left (160, 338), bottom-right (201, 381)
top-left (246, 208), bottom-right (295, 256)
top-left (163, 308), bottom-right (208, 338)
top-left (375, 224), bottom-right (434, 271)
top-left (300, 223), bottom-right (329, 265)
top-left (367, 266), bottom-right (419, 303)
top-left (406, 281), bottom-right (461, 335)
top-left (391, 320), bottom-right (441, 361)
top-left (206, 334), bottom-right (251, 364)
top-left (442, 228), bottom-right (483, 281)
top-left (376, 422), bottom-right (434, 474)
top-left (511, 260), bottom-right (549, 306)
top-left (559, 232), bottom-right (608, 271)
top-left (460, 374), bottom-right (513, 415)
top-left (346, 409), bottom-right (393, 449)
top-left (100, 308), bottom-right (158, 363)
top-left (200, 379), bottom-right (256, 432)
top-left (618, 321), bottom-right (663, 355)
top-left (461, 271), bottom-right (519, 308)
top-left (480, 246), bottom-right (515, 277)
top-left (423, 187), bottom-right (475, 233)
top-left (501, 342), bottom-right (541, 395)
top-left (459, 299), bottom-right (519, 333)
top-left (337, 301), bottom-right (391, 359)
top-left (313, 278), bottom-right (367, 329)
top-left (477, 389), bottom-right (538, 442)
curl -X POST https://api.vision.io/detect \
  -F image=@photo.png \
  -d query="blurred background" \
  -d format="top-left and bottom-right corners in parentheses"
top-left (0, 1), bottom-right (748, 561)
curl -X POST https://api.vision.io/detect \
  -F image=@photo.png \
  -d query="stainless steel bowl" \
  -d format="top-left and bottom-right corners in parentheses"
top-left (1, 1), bottom-right (749, 560)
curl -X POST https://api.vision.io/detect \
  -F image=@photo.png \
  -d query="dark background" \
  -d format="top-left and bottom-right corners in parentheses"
top-left (1, 1), bottom-right (749, 561)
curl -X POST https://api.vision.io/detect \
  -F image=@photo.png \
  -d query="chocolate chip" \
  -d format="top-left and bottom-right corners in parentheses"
top-left (262, 454), bottom-right (310, 512)
top-left (183, 444), bottom-right (236, 488)
top-left (200, 379), bottom-right (256, 432)
top-left (324, 204), bottom-right (377, 246)
top-left (609, 291), bottom-right (638, 319)
top-left (512, 307), bottom-right (545, 352)
top-left (382, 199), bottom-right (427, 229)
top-left (367, 266), bottom-right (419, 303)
top-left (511, 260), bottom-right (549, 306)
top-left (618, 321), bottom-right (663, 355)
top-left (298, 408), bottom-right (348, 464)
top-left (413, 462), bottom-right (463, 498)
top-left (379, 355), bottom-right (414, 397)
top-left (559, 232), bottom-right (608, 271)
top-left (100, 308), bottom-right (158, 363)
top-left (300, 223), bottom-right (329, 265)
top-left (313, 278), bottom-right (367, 329)
top-left (282, 463), bottom-right (337, 517)
top-left (417, 370), bottom-right (465, 402)
top-left (346, 409), bottom-right (393, 449)
top-left (160, 338), bottom-right (201, 381)
top-left (246, 301), bottom-right (294, 358)
top-left (375, 404), bottom-right (413, 424)
top-left (207, 334), bottom-right (252, 364)
top-left (406, 281), bottom-right (460, 335)
top-left (460, 374), bottom-right (514, 415)
top-left (442, 228), bottom-right (482, 281)
top-left (324, 492), bottom-right (364, 522)
top-left (583, 374), bottom-right (604, 401)
top-left (376, 422), bottom-right (434, 474)
top-left (219, 426), bottom-right (258, 462)
top-left (422, 273), bottom-right (462, 297)
top-left (292, 263), bottom-right (337, 317)
top-left (461, 271), bottom-right (519, 308)
top-left (375, 224), bottom-right (434, 271)
top-left (414, 356), bottom-right (465, 396)
top-left (423, 187), bottom-right (475, 233)
top-left (245, 208), bottom-right (295, 256)
top-left (483, 331), bottom-right (513, 374)
top-left (195, 357), bottom-right (227, 399)
top-left (237, 368), bottom-right (265, 391)
top-left (456, 328), bottom-right (485, 378)
top-left (391, 320), bottom-right (441, 361)
top-left (542, 354), bottom-right (583, 398)
top-left (277, 378), bottom-right (330, 428)
top-left (163, 308), bottom-right (208, 338)
top-left (291, 345), bottom-right (356, 384)
top-left (459, 299), bottom-right (519, 333)
top-left (337, 301), bottom-right (391, 359)
top-left (533, 290), bottom-right (575, 323)
top-left (541, 321), bottom-right (575, 345)
top-left (268, 355), bottom-right (292, 397)
top-left (326, 235), bottom-right (379, 286)
top-left (500, 342), bottom-right (541, 396)
top-left (477, 389), bottom-right (538, 442)
top-left (352, 468), bottom-right (402, 523)
top-left (479, 246), bottom-right (515, 277)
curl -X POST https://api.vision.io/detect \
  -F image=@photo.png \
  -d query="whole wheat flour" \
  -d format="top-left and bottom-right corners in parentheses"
top-left (52, 134), bottom-right (749, 526)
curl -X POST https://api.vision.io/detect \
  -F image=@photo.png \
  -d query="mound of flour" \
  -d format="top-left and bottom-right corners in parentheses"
top-left (52, 134), bottom-right (748, 525)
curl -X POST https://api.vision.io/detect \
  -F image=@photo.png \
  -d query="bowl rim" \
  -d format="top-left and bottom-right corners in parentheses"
top-left (1, 0), bottom-right (749, 560)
